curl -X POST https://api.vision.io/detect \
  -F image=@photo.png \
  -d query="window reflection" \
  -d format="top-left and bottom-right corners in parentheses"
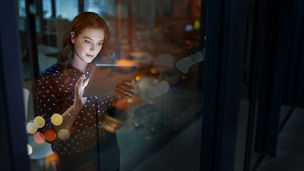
top-left (42, 0), bottom-right (52, 18)
top-left (19, 0), bottom-right (203, 170)
top-left (55, 0), bottom-right (78, 20)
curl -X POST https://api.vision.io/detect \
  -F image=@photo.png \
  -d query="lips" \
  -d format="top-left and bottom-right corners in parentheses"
top-left (86, 54), bottom-right (94, 58)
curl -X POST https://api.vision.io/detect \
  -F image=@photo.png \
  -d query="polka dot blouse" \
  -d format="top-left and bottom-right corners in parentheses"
top-left (33, 63), bottom-right (117, 156)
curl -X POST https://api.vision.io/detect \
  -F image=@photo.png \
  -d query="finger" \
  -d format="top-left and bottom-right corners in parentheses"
top-left (119, 86), bottom-right (135, 95)
top-left (117, 83), bottom-right (135, 94)
top-left (76, 76), bottom-right (84, 86)
top-left (119, 82), bottom-right (134, 90)
top-left (116, 88), bottom-right (131, 97)
top-left (83, 78), bottom-right (90, 87)
top-left (104, 115), bottom-right (124, 125)
top-left (116, 88), bottom-right (134, 97)
top-left (75, 77), bottom-right (83, 94)
top-left (103, 124), bottom-right (116, 133)
top-left (117, 83), bottom-right (135, 93)
top-left (106, 120), bottom-right (120, 129)
top-left (120, 81), bottom-right (133, 87)
top-left (80, 75), bottom-right (85, 87)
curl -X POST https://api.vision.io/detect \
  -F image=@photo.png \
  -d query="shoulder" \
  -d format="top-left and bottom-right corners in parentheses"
top-left (34, 63), bottom-right (63, 88)
top-left (41, 63), bottom-right (63, 76)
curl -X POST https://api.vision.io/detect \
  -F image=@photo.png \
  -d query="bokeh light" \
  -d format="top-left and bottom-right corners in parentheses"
top-left (27, 144), bottom-right (33, 155)
top-left (34, 116), bottom-right (45, 128)
top-left (45, 130), bottom-right (57, 142)
top-left (185, 24), bottom-right (193, 32)
top-left (150, 68), bottom-right (157, 74)
top-left (194, 20), bottom-right (200, 30)
top-left (135, 75), bottom-right (141, 81)
top-left (26, 122), bottom-right (38, 134)
top-left (152, 79), bottom-right (159, 85)
top-left (51, 113), bottom-right (63, 126)
top-left (46, 153), bottom-right (58, 163)
top-left (127, 98), bottom-right (133, 103)
top-left (58, 129), bottom-right (70, 140)
top-left (158, 81), bottom-right (170, 94)
top-left (34, 132), bottom-right (45, 144)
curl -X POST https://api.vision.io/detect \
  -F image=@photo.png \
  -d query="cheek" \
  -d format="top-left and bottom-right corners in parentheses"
top-left (97, 46), bottom-right (103, 53)
top-left (76, 43), bottom-right (89, 54)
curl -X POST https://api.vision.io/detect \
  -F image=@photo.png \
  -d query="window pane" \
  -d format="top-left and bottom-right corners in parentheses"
top-left (18, 0), bottom-right (204, 170)
top-left (43, 0), bottom-right (52, 18)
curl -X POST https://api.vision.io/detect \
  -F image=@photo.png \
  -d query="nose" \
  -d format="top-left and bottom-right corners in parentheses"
top-left (89, 44), bottom-right (95, 52)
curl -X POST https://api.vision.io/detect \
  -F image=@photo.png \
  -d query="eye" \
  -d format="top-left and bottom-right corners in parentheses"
top-left (97, 42), bottom-right (103, 46)
top-left (85, 40), bottom-right (91, 44)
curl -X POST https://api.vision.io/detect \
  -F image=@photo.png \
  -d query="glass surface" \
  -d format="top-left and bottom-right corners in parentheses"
top-left (42, 0), bottom-right (52, 18)
top-left (18, 0), bottom-right (203, 170)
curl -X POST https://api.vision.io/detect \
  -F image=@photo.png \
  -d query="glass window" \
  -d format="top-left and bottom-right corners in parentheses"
top-left (55, 0), bottom-right (78, 20)
top-left (18, 0), bottom-right (204, 170)
top-left (42, 0), bottom-right (52, 18)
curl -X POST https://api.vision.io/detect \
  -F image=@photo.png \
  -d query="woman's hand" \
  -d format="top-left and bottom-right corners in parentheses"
top-left (114, 80), bottom-right (141, 111)
top-left (115, 80), bottom-right (136, 98)
top-left (103, 80), bottom-right (141, 133)
top-left (73, 75), bottom-right (90, 109)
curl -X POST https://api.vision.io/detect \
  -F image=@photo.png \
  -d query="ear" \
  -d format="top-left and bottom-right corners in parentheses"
top-left (71, 31), bottom-right (75, 44)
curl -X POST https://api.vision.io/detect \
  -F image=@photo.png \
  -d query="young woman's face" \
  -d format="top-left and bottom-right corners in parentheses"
top-left (71, 27), bottom-right (105, 63)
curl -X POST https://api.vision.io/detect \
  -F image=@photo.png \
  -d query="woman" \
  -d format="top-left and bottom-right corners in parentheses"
top-left (33, 12), bottom-right (134, 171)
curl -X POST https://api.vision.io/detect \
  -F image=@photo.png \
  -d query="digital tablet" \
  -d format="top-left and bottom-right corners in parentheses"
top-left (83, 64), bottom-right (139, 97)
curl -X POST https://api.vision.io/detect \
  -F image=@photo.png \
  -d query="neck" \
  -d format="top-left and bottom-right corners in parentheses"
top-left (71, 57), bottom-right (88, 73)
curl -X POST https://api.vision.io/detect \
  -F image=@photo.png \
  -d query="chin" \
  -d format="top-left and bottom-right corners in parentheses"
top-left (84, 58), bottom-right (95, 63)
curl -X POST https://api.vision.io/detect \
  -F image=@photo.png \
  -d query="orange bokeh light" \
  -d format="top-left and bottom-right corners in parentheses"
top-left (45, 130), bottom-right (57, 142)
top-left (135, 75), bottom-right (141, 81)
top-left (45, 152), bottom-right (58, 163)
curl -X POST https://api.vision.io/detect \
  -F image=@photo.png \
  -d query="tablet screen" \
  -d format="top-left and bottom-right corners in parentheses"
top-left (83, 64), bottom-right (139, 97)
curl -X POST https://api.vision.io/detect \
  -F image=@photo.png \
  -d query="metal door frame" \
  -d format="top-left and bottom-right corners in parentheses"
top-left (0, 0), bottom-right (30, 170)
top-left (200, 0), bottom-right (246, 170)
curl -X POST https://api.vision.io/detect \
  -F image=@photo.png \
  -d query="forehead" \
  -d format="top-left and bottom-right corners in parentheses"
top-left (79, 27), bottom-right (105, 41)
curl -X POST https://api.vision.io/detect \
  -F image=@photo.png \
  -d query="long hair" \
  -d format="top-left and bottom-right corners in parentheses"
top-left (59, 12), bottom-right (113, 65)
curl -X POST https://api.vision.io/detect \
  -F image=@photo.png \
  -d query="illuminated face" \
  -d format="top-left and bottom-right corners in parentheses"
top-left (71, 27), bottom-right (105, 64)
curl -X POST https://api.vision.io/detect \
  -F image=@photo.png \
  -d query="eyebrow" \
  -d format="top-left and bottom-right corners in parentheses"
top-left (84, 36), bottom-right (104, 42)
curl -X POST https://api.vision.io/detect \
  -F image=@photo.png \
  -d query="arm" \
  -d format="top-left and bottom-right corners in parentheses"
top-left (53, 75), bottom-right (88, 132)
top-left (33, 74), bottom-right (88, 134)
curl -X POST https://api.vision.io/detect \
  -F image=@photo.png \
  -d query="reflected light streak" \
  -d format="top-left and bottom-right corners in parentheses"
top-left (115, 59), bottom-right (138, 65)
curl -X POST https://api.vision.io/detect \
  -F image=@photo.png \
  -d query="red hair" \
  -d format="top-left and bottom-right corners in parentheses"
top-left (59, 12), bottom-right (113, 64)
